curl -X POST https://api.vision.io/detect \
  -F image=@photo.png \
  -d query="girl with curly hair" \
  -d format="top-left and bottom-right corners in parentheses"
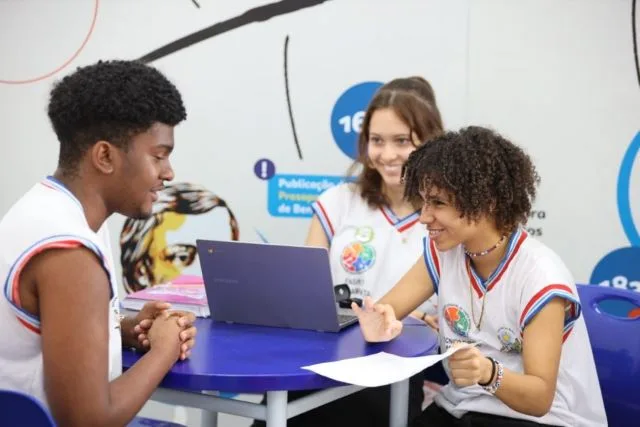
top-left (353, 126), bottom-right (607, 427)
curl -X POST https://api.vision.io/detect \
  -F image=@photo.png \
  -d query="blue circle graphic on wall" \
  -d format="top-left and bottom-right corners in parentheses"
top-left (590, 247), bottom-right (640, 293)
top-left (589, 132), bottom-right (640, 317)
top-left (589, 246), bottom-right (640, 317)
top-left (616, 131), bottom-right (640, 246)
top-left (330, 81), bottom-right (383, 160)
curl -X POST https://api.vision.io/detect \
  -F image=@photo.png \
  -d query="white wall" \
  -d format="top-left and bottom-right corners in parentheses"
top-left (1, 1), bottom-right (638, 425)
top-left (467, 0), bottom-right (639, 286)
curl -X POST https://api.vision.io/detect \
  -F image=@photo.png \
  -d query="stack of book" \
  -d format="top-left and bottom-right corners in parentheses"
top-left (122, 275), bottom-right (209, 317)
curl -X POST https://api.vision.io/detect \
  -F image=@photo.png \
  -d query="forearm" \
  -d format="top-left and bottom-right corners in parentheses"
top-left (103, 348), bottom-right (178, 426)
top-left (492, 299), bottom-right (564, 417)
top-left (492, 367), bottom-right (555, 417)
top-left (409, 310), bottom-right (423, 319)
top-left (377, 256), bottom-right (434, 319)
top-left (47, 341), bottom-right (179, 427)
top-left (378, 283), bottom-right (432, 319)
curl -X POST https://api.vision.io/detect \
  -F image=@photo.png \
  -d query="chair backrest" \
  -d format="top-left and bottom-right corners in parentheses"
top-left (577, 284), bottom-right (640, 425)
top-left (0, 389), bottom-right (55, 426)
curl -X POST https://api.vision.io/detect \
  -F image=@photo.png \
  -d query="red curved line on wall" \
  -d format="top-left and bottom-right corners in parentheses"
top-left (0, 0), bottom-right (99, 85)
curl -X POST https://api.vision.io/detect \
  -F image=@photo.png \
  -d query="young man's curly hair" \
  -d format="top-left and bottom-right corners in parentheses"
top-left (47, 59), bottom-right (187, 173)
top-left (403, 126), bottom-right (540, 234)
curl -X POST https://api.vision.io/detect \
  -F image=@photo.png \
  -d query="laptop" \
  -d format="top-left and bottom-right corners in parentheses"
top-left (195, 239), bottom-right (359, 332)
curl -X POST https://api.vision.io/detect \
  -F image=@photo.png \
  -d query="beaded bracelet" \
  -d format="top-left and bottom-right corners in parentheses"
top-left (478, 357), bottom-right (496, 387)
top-left (483, 358), bottom-right (504, 394)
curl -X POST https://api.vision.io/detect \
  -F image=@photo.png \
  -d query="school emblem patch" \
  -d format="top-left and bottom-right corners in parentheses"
top-left (497, 327), bottom-right (522, 353)
top-left (443, 304), bottom-right (471, 337)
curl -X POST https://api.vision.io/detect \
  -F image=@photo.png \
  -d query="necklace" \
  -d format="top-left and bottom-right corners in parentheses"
top-left (465, 234), bottom-right (512, 329)
top-left (465, 258), bottom-right (487, 330)
top-left (469, 281), bottom-right (486, 330)
top-left (464, 235), bottom-right (507, 258)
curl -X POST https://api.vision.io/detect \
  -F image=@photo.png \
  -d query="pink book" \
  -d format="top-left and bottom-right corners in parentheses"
top-left (122, 282), bottom-right (209, 318)
top-left (170, 274), bottom-right (204, 285)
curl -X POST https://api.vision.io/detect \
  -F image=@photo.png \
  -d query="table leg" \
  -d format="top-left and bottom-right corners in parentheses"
top-left (200, 391), bottom-right (219, 427)
top-left (389, 379), bottom-right (410, 427)
top-left (200, 409), bottom-right (218, 427)
top-left (266, 390), bottom-right (288, 427)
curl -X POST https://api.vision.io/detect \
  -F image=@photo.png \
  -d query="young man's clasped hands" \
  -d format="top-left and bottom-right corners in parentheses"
top-left (121, 301), bottom-right (197, 361)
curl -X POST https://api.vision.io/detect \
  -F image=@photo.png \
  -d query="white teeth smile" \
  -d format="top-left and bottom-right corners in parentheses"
top-left (382, 165), bottom-right (401, 173)
top-left (429, 229), bottom-right (443, 238)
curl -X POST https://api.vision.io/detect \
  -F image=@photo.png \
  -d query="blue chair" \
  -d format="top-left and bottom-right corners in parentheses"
top-left (577, 284), bottom-right (640, 425)
top-left (0, 389), bottom-right (55, 426)
top-left (0, 388), bottom-right (186, 427)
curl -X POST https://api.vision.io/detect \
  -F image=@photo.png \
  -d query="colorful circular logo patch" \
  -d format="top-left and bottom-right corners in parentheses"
top-left (341, 241), bottom-right (376, 273)
top-left (443, 304), bottom-right (471, 337)
top-left (497, 327), bottom-right (522, 353)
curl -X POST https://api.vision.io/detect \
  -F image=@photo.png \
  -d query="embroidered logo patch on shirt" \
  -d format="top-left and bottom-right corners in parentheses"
top-left (497, 327), bottom-right (522, 353)
top-left (443, 304), bottom-right (471, 337)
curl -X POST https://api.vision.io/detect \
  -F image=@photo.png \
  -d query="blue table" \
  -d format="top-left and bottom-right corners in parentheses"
top-left (123, 317), bottom-right (438, 427)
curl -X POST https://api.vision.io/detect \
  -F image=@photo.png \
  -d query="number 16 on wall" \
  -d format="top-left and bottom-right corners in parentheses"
top-left (338, 111), bottom-right (365, 134)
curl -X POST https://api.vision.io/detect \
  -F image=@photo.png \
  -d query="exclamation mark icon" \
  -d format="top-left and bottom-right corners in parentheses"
top-left (254, 158), bottom-right (275, 180)
top-left (261, 160), bottom-right (268, 179)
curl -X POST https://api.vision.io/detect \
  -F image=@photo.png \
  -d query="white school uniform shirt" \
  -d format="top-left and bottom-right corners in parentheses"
top-left (422, 228), bottom-right (607, 426)
top-left (311, 183), bottom-right (437, 314)
top-left (0, 176), bottom-right (122, 409)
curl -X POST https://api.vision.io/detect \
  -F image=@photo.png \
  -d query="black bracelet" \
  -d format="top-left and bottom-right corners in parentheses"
top-left (478, 356), bottom-right (496, 387)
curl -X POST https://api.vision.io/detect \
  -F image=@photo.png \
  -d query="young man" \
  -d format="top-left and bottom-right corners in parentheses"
top-left (0, 60), bottom-right (197, 426)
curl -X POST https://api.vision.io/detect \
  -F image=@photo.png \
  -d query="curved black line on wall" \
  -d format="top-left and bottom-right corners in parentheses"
top-left (137, 0), bottom-right (332, 63)
top-left (633, 0), bottom-right (639, 89)
top-left (283, 35), bottom-right (303, 160)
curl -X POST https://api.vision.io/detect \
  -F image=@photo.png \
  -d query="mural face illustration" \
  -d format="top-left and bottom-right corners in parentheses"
top-left (146, 211), bottom-right (195, 282)
top-left (120, 182), bottom-right (239, 293)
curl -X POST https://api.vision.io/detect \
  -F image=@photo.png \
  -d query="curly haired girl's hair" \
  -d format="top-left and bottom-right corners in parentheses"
top-left (402, 126), bottom-right (540, 233)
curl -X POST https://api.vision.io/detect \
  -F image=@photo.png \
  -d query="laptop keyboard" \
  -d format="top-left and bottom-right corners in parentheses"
top-left (338, 314), bottom-right (358, 325)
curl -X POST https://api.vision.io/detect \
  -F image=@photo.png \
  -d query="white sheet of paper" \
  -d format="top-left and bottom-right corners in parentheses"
top-left (301, 343), bottom-right (476, 387)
